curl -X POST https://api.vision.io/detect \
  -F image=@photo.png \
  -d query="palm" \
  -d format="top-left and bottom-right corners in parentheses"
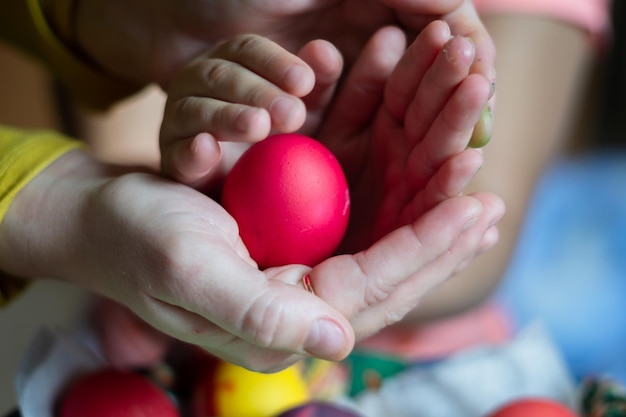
top-left (315, 24), bottom-right (491, 253)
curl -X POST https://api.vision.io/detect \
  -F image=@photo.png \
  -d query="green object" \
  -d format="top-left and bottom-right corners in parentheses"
top-left (344, 350), bottom-right (408, 397)
top-left (468, 105), bottom-right (493, 148)
top-left (581, 377), bottom-right (626, 417)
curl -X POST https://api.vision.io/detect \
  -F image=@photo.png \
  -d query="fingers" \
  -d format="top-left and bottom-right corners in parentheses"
top-left (399, 148), bottom-right (483, 224)
top-left (442, 0), bottom-right (497, 136)
top-left (386, 1), bottom-right (497, 148)
top-left (406, 60), bottom-right (491, 189)
top-left (167, 34), bottom-right (313, 135)
top-left (351, 195), bottom-right (503, 337)
top-left (312, 192), bottom-right (504, 339)
top-left (296, 39), bottom-right (344, 135)
top-left (135, 253), bottom-right (354, 371)
top-left (403, 34), bottom-right (476, 146)
top-left (319, 26), bottom-right (406, 142)
top-left (159, 132), bottom-right (224, 187)
top-left (443, 0), bottom-right (497, 88)
top-left (310, 195), bottom-right (484, 321)
top-left (385, 0), bottom-right (496, 101)
top-left (160, 35), bottom-right (315, 184)
top-left (384, 20), bottom-right (451, 121)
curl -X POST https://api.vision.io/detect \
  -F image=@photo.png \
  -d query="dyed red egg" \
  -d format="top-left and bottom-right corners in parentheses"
top-left (221, 133), bottom-right (350, 268)
top-left (488, 398), bottom-right (578, 417)
top-left (59, 368), bottom-right (179, 417)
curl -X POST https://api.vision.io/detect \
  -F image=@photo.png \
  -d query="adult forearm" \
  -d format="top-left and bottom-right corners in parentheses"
top-left (0, 150), bottom-right (116, 286)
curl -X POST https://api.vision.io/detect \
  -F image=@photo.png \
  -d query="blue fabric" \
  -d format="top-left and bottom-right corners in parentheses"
top-left (497, 150), bottom-right (626, 383)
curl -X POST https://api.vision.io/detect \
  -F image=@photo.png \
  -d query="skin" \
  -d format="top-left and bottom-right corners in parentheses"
top-left (0, 23), bottom-right (503, 371)
top-left (403, 15), bottom-right (594, 323)
top-left (81, 0), bottom-right (496, 191)
top-left (3, 0), bottom-right (500, 369)
top-left (96, 22), bottom-right (503, 368)
top-left (59, 3), bottom-right (601, 368)
top-left (74, 0), bottom-right (495, 90)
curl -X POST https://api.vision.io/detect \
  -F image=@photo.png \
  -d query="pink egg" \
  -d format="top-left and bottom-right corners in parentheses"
top-left (221, 133), bottom-right (350, 268)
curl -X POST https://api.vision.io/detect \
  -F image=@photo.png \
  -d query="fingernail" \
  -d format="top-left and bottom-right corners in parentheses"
top-left (443, 36), bottom-right (475, 65)
top-left (304, 318), bottom-right (347, 358)
top-left (270, 96), bottom-right (299, 126)
top-left (284, 64), bottom-right (309, 94)
top-left (235, 108), bottom-right (263, 133)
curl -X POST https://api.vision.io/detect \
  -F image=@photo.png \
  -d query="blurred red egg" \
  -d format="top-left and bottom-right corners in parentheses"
top-left (221, 133), bottom-right (350, 268)
top-left (59, 368), bottom-right (179, 417)
top-left (488, 398), bottom-right (578, 417)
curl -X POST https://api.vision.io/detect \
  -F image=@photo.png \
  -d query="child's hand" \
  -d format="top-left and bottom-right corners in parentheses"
top-left (307, 21), bottom-right (503, 337)
top-left (321, 21), bottom-right (493, 249)
top-left (159, 34), bottom-right (343, 189)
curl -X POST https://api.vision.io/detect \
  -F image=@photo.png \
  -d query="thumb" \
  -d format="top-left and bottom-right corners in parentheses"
top-left (265, 265), bottom-right (356, 360)
top-left (140, 257), bottom-right (356, 364)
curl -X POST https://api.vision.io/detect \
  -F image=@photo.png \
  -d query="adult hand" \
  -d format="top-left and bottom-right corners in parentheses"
top-left (0, 148), bottom-right (500, 371)
top-left (0, 151), bottom-right (351, 370)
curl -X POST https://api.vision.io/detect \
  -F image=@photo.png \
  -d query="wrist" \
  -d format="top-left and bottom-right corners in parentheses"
top-left (0, 150), bottom-right (112, 286)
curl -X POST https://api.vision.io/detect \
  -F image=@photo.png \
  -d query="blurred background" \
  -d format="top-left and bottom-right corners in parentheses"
top-left (2, 1), bottom-right (626, 415)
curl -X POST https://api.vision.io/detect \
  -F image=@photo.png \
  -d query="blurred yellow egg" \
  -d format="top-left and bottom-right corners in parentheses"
top-left (193, 361), bottom-right (310, 417)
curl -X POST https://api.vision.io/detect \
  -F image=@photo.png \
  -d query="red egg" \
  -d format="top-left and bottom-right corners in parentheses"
top-left (221, 133), bottom-right (350, 268)
top-left (59, 368), bottom-right (179, 417)
top-left (488, 398), bottom-right (578, 417)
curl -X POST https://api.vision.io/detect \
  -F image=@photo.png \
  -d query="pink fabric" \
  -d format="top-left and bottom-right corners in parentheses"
top-left (357, 301), bottom-right (514, 361)
top-left (474, 0), bottom-right (611, 41)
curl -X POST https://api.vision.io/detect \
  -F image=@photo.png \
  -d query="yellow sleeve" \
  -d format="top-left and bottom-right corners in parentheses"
top-left (0, 0), bottom-right (144, 110)
top-left (0, 125), bottom-right (84, 306)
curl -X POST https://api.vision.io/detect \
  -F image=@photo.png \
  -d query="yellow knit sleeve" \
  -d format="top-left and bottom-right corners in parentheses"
top-left (0, 125), bottom-right (84, 306)
top-left (0, 0), bottom-right (144, 110)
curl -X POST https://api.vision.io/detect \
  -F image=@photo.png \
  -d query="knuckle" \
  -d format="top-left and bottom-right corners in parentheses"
top-left (353, 256), bottom-right (395, 307)
top-left (363, 277), bottom-right (394, 306)
top-left (240, 291), bottom-right (286, 349)
top-left (228, 34), bottom-right (264, 55)
top-left (201, 59), bottom-right (233, 87)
